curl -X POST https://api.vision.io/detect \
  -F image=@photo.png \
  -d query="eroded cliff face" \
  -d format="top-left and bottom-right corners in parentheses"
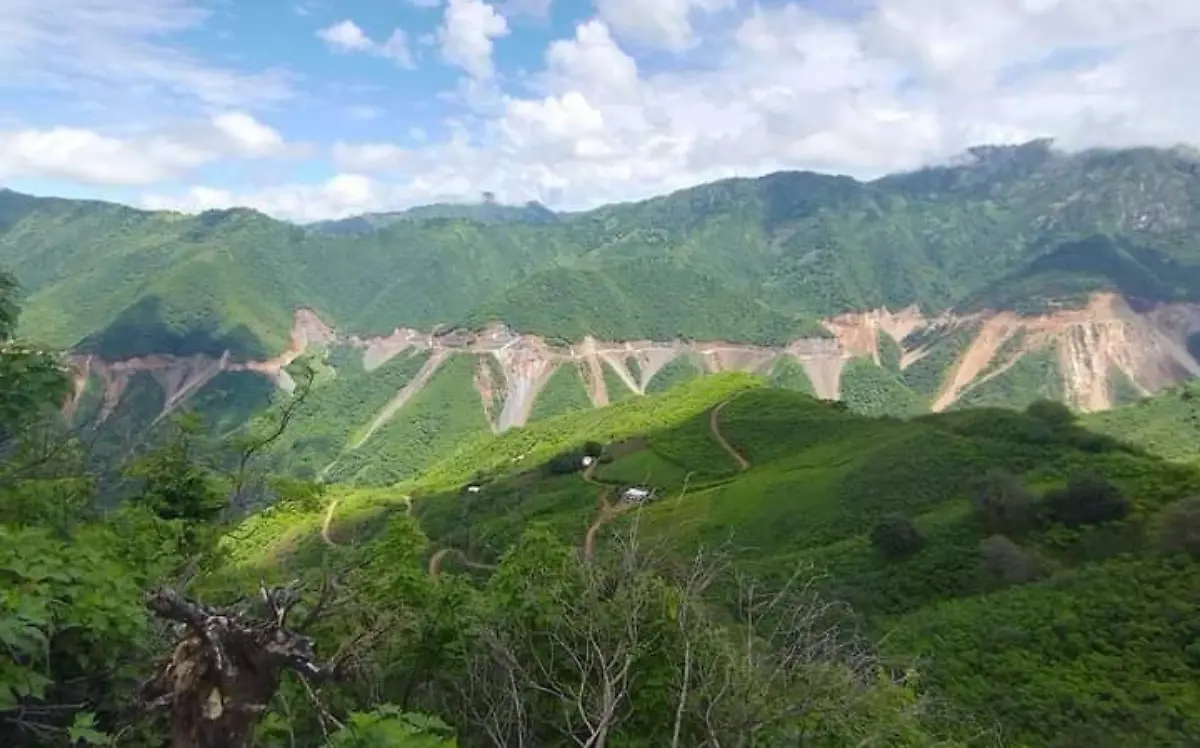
top-left (65, 293), bottom-right (1200, 448)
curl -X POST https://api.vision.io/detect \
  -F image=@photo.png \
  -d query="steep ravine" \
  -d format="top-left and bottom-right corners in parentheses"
top-left (65, 293), bottom-right (1200, 453)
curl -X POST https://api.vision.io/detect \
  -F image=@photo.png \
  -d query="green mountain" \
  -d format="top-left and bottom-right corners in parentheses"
top-left (308, 199), bottom-right (560, 235)
top-left (8, 144), bottom-right (1200, 746)
top-left (229, 374), bottom-right (1200, 747)
top-left (7, 141), bottom-right (1200, 481)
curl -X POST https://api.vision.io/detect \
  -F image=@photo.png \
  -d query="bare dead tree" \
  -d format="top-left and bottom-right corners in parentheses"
top-left (688, 566), bottom-right (886, 748)
top-left (460, 519), bottom-right (667, 748)
top-left (140, 576), bottom-right (380, 748)
top-left (226, 365), bottom-right (316, 512)
top-left (460, 641), bottom-right (532, 748)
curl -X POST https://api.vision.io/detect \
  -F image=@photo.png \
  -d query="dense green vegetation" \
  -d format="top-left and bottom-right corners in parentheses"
top-left (768, 355), bottom-right (815, 394)
top-left (840, 357), bottom-right (926, 417)
top-left (1086, 379), bottom-right (1200, 463)
top-left (11, 142), bottom-right (1200, 463)
top-left (8, 255), bottom-right (1200, 746)
top-left (953, 349), bottom-right (1064, 410)
top-left (7, 143), bottom-right (1200, 363)
top-left (363, 382), bottom-right (1200, 747)
top-left (526, 363), bottom-right (592, 422)
top-left (325, 354), bottom-right (493, 485)
top-left (643, 355), bottom-right (702, 394)
top-left (902, 323), bottom-right (980, 401)
top-left (271, 349), bottom-right (433, 478)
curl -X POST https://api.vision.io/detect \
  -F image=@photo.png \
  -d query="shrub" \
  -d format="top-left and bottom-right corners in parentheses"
top-left (978, 534), bottom-right (1047, 587)
top-left (582, 440), bottom-right (605, 458)
top-left (1026, 399), bottom-right (1075, 426)
top-left (870, 513), bottom-right (925, 560)
top-left (546, 451), bottom-right (586, 475)
top-left (1157, 496), bottom-right (1200, 558)
top-left (1042, 472), bottom-right (1130, 528)
top-left (972, 469), bottom-right (1037, 535)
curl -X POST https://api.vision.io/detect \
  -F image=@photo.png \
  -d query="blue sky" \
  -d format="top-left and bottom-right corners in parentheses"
top-left (0, 0), bottom-right (1196, 221)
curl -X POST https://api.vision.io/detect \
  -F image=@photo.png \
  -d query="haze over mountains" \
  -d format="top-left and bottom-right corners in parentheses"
top-left (7, 138), bottom-right (1200, 480)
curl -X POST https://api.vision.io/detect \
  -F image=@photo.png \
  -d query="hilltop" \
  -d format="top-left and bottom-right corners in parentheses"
top-left (9, 140), bottom-right (1200, 478)
top-left (229, 374), bottom-right (1200, 747)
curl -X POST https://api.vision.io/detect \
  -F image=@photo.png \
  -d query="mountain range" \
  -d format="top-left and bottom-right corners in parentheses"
top-left (7, 138), bottom-right (1200, 482)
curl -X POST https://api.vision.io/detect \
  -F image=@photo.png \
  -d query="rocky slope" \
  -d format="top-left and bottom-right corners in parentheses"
top-left (65, 292), bottom-right (1200, 449)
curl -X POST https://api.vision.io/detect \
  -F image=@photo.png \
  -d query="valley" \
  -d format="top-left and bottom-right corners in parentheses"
top-left (6, 141), bottom-right (1200, 747)
top-left (66, 291), bottom-right (1200, 463)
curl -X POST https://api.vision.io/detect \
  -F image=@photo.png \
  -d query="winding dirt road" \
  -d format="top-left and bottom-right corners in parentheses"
top-left (428, 547), bottom-right (498, 578)
top-left (709, 400), bottom-right (750, 472)
top-left (321, 497), bottom-right (342, 547)
top-left (321, 493), bottom-right (411, 548)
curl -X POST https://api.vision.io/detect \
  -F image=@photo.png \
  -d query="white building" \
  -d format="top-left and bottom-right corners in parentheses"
top-left (621, 487), bottom-right (652, 503)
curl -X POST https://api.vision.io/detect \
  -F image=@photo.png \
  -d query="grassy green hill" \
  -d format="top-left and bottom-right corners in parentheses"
top-left (1084, 379), bottom-right (1200, 464)
top-left (5, 142), bottom-right (1200, 362)
top-left (227, 373), bottom-right (1200, 746)
top-left (9, 141), bottom-right (1200, 494)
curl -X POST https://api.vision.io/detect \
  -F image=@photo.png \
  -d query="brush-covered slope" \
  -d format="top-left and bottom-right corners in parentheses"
top-left (234, 375), bottom-right (1200, 747)
top-left (7, 141), bottom-right (1200, 358)
top-left (64, 286), bottom-right (1200, 486)
top-left (13, 141), bottom-right (1200, 477)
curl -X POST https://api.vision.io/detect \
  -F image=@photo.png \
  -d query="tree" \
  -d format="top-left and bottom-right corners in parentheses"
top-left (453, 525), bottom-right (948, 747)
top-left (141, 580), bottom-right (374, 748)
top-left (871, 514), bottom-right (925, 560)
top-left (1157, 496), bottom-right (1200, 558)
top-left (978, 534), bottom-right (1047, 587)
top-left (1026, 399), bottom-right (1075, 427)
top-left (1042, 472), bottom-right (1130, 528)
top-left (582, 441), bottom-right (604, 459)
top-left (124, 413), bottom-right (224, 526)
top-left (971, 469), bottom-right (1036, 535)
top-left (0, 272), bottom-right (71, 448)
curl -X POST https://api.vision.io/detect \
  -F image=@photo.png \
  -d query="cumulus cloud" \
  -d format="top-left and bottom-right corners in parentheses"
top-left (143, 0), bottom-right (1200, 220)
top-left (0, 113), bottom-right (289, 185)
top-left (317, 19), bottom-right (416, 68)
top-left (593, 0), bottom-right (733, 51)
top-left (331, 141), bottom-right (409, 172)
top-left (141, 174), bottom-right (393, 223)
top-left (437, 0), bottom-right (510, 79)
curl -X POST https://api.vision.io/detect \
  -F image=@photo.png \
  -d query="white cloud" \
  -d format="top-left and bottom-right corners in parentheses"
top-left (141, 0), bottom-right (1200, 221)
top-left (0, 113), bottom-right (289, 185)
top-left (212, 112), bottom-right (286, 157)
top-left (593, 0), bottom-right (733, 51)
top-left (438, 0), bottom-right (510, 79)
top-left (317, 19), bottom-right (374, 51)
top-left (317, 19), bottom-right (416, 68)
top-left (332, 141), bottom-right (409, 172)
top-left (141, 174), bottom-right (393, 223)
top-left (0, 0), bottom-right (292, 112)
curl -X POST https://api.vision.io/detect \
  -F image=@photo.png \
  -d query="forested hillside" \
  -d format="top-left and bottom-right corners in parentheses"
top-left (5, 141), bottom-right (1200, 360)
top-left (10, 141), bottom-right (1200, 483)
top-left (6, 213), bottom-right (1200, 747)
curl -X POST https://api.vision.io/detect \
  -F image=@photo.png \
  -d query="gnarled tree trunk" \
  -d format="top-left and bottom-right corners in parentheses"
top-left (142, 583), bottom-right (338, 748)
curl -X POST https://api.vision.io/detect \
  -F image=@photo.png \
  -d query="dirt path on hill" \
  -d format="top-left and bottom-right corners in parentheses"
top-left (322, 494), bottom-right (411, 548)
top-left (583, 489), bottom-right (633, 564)
top-left (709, 400), bottom-right (750, 472)
top-left (428, 548), bottom-right (498, 578)
top-left (321, 497), bottom-right (342, 547)
top-left (352, 351), bottom-right (448, 449)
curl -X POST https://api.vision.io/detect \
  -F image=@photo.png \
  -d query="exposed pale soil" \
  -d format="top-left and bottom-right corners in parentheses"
top-left (68, 293), bottom-right (1200, 451)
